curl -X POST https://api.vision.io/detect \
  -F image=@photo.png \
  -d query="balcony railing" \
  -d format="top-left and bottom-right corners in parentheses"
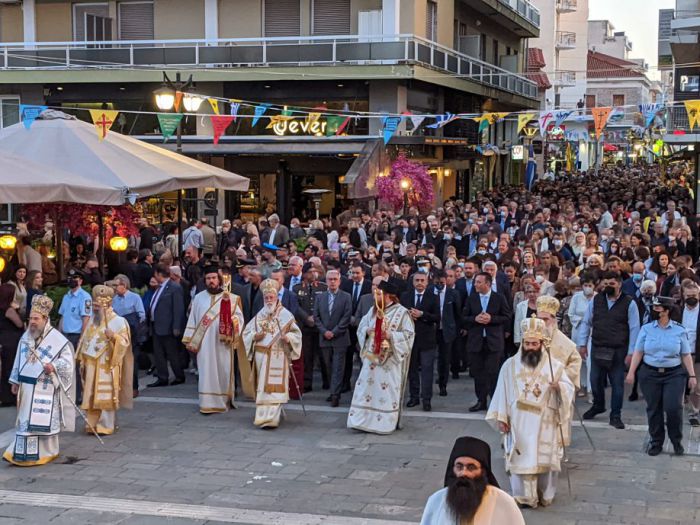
top-left (498, 0), bottom-right (540, 27)
top-left (0, 34), bottom-right (538, 99)
top-left (554, 70), bottom-right (576, 86)
top-left (556, 0), bottom-right (577, 13)
top-left (668, 106), bottom-right (696, 134)
top-left (556, 31), bottom-right (577, 49)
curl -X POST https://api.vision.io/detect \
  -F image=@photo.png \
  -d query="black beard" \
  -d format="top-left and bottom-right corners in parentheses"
top-left (206, 286), bottom-right (223, 295)
top-left (445, 475), bottom-right (488, 522)
top-left (521, 350), bottom-right (542, 368)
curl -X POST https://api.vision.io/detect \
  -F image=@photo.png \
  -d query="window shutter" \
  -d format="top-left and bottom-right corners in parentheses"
top-left (426, 1), bottom-right (437, 41)
top-left (73, 3), bottom-right (109, 41)
top-left (312, 0), bottom-right (350, 35)
top-left (119, 2), bottom-right (154, 40)
top-left (264, 0), bottom-right (301, 37)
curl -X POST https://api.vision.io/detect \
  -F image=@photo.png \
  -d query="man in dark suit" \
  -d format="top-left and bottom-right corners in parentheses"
top-left (240, 268), bottom-right (264, 323)
top-left (340, 262), bottom-right (372, 391)
top-left (147, 264), bottom-right (186, 387)
top-left (313, 269), bottom-right (352, 407)
top-left (271, 269), bottom-right (299, 316)
top-left (431, 270), bottom-right (462, 397)
top-left (455, 258), bottom-right (479, 299)
top-left (261, 213), bottom-right (290, 246)
top-left (482, 260), bottom-right (512, 307)
top-left (463, 272), bottom-right (512, 411)
top-left (401, 271), bottom-right (441, 411)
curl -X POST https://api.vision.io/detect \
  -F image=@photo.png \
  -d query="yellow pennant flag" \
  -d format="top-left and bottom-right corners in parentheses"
top-left (517, 113), bottom-right (536, 134)
top-left (89, 109), bottom-right (119, 141)
top-left (684, 100), bottom-right (700, 131)
top-left (265, 115), bottom-right (294, 129)
top-left (208, 98), bottom-right (220, 115)
top-left (306, 112), bottom-right (321, 126)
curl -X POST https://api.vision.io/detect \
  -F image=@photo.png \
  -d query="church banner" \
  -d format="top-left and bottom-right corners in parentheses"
top-left (517, 113), bottom-right (536, 134)
top-left (591, 107), bottom-right (612, 139)
top-left (684, 100), bottom-right (700, 131)
top-left (553, 110), bottom-right (573, 128)
top-left (89, 109), bottom-right (119, 141)
top-left (157, 113), bottom-right (184, 141)
top-left (426, 112), bottom-right (457, 129)
top-left (211, 115), bottom-right (235, 145)
top-left (538, 111), bottom-right (554, 137)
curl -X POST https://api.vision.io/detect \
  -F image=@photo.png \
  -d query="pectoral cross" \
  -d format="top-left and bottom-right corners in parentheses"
top-left (39, 346), bottom-right (52, 360)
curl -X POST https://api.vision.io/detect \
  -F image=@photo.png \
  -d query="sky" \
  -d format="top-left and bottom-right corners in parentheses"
top-left (588, 0), bottom-right (676, 79)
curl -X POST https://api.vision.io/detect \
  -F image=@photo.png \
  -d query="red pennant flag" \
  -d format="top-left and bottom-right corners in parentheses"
top-left (211, 115), bottom-right (235, 145)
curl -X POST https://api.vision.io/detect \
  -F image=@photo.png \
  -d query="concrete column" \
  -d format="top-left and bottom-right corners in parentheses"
top-left (23, 0), bottom-right (36, 44)
top-left (204, 0), bottom-right (218, 41)
top-left (382, 0), bottom-right (400, 36)
top-left (368, 80), bottom-right (407, 136)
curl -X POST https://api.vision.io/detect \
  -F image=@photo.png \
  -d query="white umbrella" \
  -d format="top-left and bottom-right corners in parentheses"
top-left (0, 110), bottom-right (249, 205)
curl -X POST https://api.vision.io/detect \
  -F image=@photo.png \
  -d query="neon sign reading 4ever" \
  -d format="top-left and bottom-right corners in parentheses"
top-left (272, 119), bottom-right (327, 136)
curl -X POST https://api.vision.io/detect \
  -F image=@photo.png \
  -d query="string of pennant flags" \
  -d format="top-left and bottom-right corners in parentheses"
top-left (15, 97), bottom-right (700, 146)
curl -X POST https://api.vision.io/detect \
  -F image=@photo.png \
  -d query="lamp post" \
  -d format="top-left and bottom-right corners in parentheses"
top-left (154, 72), bottom-right (203, 256)
top-left (400, 178), bottom-right (412, 217)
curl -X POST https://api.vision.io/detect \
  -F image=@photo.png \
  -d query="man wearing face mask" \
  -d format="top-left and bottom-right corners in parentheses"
top-left (673, 279), bottom-right (700, 426)
top-left (622, 262), bottom-right (652, 299)
top-left (575, 271), bottom-right (641, 429)
top-left (568, 273), bottom-right (597, 398)
top-left (58, 268), bottom-right (91, 404)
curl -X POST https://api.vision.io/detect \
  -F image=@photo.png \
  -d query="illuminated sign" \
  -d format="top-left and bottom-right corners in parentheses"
top-left (272, 118), bottom-right (327, 136)
top-left (512, 145), bottom-right (524, 160)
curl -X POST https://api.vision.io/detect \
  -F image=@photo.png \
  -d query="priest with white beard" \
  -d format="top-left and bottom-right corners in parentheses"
top-left (4, 295), bottom-right (75, 466)
top-left (242, 278), bottom-right (302, 428)
top-left (347, 279), bottom-right (415, 434)
top-left (183, 266), bottom-right (245, 414)
top-left (486, 317), bottom-right (574, 508)
top-left (420, 436), bottom-right (524, 524)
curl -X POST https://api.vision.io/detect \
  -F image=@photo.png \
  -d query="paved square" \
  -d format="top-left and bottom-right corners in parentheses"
top-left (0, 372), bottom-right (698, 524)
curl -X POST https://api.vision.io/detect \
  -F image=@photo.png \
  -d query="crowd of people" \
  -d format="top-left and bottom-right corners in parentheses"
top-left (1, 163), bottom-right (699, 517)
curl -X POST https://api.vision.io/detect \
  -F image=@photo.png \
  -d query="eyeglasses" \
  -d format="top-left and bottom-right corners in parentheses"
top-left (454, 462), bottom-right (481, 473)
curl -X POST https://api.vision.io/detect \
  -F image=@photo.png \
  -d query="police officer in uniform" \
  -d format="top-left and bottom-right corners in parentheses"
top-left (58, 268), bottom-right (91, 403)
top-left (626, 296), bottom-right (698, 456)
top-left (294, 262), bottom-right (329, 392)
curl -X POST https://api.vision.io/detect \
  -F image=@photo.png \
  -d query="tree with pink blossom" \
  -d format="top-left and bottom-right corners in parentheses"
top-left (376, 154), bottom-right (434, 213)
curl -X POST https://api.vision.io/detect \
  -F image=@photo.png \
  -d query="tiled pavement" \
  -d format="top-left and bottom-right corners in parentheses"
top-left (0, 369), bottom-right (698, 525)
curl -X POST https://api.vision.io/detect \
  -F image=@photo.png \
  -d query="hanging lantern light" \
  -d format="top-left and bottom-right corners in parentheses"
top-left (0, 257), bottom-right (5, 273)
top-left (109, 236), bottom-right (129, 252)
top-left (0, 235), bottom-right (17, 251)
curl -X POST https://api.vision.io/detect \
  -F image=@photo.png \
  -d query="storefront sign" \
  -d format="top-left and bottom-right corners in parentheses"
top-left (272, 118), bottom-right (327, 136)
top-left (512, 145), bottom-right (524, 160)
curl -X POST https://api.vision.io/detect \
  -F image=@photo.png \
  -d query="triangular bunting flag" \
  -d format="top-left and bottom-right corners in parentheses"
top-left (538, 111), bottom-right (554, 137)
top-left (684, 100), bottom-right (700, 131)
top-left (517, 113), bottom-right (536, 134)
top-left (89, 109), bottom-right (119, 141)
top-left (229, 100), bottom-right (241, 121)
top-left (208, 98), bottom-right (220, 115)
top-left (326, 115), bottom-right (351, 136)
top-left (426, 112), bottom-right (457, 129)
top-left (19, 104), bottom-right (47, 130)
top-left (252, 104), bottom-right (270, 127)
top-left (306, 112), bottom-right (321, 127)
top-left (211, 115), bottom-right (235, 145)
top-left (382, 116), bottom-right (402, 145)
top-left (553, 110), bottom-right (573, 128)
top-left (157, 113), bottom-right (184, 142)
top-left (265, 115), bottom-right (294, 129)
top-left (639, 103), bottom-right (661, 128)
top-left (174, 91), bottom-right (183, 112)
top-left (591, 107), bottom-right (612, 138)
top-left (409, 115), bottom-right (425, 132)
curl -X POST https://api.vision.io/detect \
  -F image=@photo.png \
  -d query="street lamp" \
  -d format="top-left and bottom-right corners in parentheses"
top-left (0, 235), bottom-right (17, 251)
top-left (400, 178), bottom-right (412, 217)
top-left (153, 72), bottom-right (198, 255)
top-left (109, 236), bottom-right (128, 252)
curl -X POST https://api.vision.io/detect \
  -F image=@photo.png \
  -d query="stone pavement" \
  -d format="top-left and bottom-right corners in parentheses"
top-left (0, 369), bottom-right (698, 525)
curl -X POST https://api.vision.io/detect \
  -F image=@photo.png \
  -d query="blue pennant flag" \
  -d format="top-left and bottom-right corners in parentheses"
top-left (382, 116), bottom-right (402, 145)
top-left (252, 104), bottom-right (270, 127)
top-left (553, 110), bottom-right (573, 128)
top-left (20, 104), bottom-right (47, 130)
top-left (426, 112), bottom-right (457, 129)
top-left (638, 103), bottom-right (662, 128)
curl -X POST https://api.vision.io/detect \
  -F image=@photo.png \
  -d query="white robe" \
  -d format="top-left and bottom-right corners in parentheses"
top-left (4, 324), bottom-right (75, 467)
top-left (242, 303), bottom-right (302, 428)
top-left (486, 350), bottom-right (574, 507)
top-left (420, 485), bottom-right (525, 525)
top-left (183, 290), bottom-right (245, 413)
top-left (347, 303), bottom-right (415, 434)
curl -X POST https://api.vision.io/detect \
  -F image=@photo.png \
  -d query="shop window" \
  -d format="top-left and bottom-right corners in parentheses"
top-left (680, 75), bottom-right (700, 93)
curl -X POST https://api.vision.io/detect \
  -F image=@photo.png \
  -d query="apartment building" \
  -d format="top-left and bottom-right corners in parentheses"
top-left (0, 0), bottom-right (539, 223)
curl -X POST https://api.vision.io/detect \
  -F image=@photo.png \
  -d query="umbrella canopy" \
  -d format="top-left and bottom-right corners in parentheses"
top-left (0, 110), bottom-right (249, 205)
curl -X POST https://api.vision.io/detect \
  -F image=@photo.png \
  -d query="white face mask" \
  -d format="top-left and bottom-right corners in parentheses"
top-left (535, 275), bottom-right (545, 284)
top-left (553, 240), bottom-right (563, 248)
top-left (582, 286), bottom-right (594, 297)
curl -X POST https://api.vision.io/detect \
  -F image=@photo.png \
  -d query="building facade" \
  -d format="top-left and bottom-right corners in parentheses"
top-left (0, 0), bottom-right (540, 224)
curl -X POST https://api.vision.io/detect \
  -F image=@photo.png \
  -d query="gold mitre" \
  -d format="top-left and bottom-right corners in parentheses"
top-left (261, 278), bottom-right (280, 295)
top-left (92, 284), bottom-right (114, 307)
top-left (30, 294), bottom-right (54, 318)
top-left (536, 295), bottom-right (560, 317)
top-left (521, 316), bottom-right (547, 341)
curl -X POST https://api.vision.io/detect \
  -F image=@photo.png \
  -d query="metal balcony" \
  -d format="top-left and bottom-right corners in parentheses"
top-left (556, 0), bottom-right (577, 13)
top-left (497, 0), bottom-right (541, 28)
top-left (554, 70), bottom-right (576, 87)
top-left (556, 31), bottom-right (576, 50)
top-left (0, 34), bottom-right (538, 99)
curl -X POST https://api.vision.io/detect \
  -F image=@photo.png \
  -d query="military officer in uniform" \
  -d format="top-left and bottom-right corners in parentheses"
top-left (294, 262), bottom-right (329, 392)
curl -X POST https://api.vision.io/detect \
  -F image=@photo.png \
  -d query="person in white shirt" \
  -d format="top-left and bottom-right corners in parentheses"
top-left (568, 273), bottom-right (597, 397)
top-left (660, 200), bottom-right (683, 229)
top-left (676, 279), bottom-right (700, 426)
top-left (420, 436), bottom-right (524, 525)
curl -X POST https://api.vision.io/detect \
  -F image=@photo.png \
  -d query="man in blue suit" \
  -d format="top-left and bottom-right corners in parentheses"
top-left (148, 264), bottom-right (186, 387)
top-left (272, 269), bottom-right (299, 316)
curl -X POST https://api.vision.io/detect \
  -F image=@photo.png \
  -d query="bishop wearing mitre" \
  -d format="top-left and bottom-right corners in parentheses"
top-left (183, 265), bottom-right (245, 414)
top-left (241, 278), bottom-right (302, 429)
top-left (76, 285), bottom-right (133, 436)
top-left (348, 279), bottom-right (415, 434)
